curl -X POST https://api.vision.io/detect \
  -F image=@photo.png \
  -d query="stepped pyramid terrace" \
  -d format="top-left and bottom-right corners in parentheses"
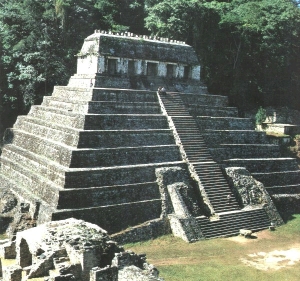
top-left (0, 30), bottom-right (299, 243)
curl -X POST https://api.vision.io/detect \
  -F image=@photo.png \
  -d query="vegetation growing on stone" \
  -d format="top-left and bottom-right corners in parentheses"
top-left (255, 106), bottom-right (267, 125)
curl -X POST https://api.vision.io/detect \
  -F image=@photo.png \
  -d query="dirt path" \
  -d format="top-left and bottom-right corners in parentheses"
top-left (240, 245), bottom-right (300, 270)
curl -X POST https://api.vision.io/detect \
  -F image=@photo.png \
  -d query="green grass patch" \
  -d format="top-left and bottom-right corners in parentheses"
top-left (125, 215), bottom-right (300, 281)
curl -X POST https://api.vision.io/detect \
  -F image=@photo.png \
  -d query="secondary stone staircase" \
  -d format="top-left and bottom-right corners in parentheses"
top-left (196, 208), bottom-right (270, 239)
top-left (159, 92), bottom-right (271, 237)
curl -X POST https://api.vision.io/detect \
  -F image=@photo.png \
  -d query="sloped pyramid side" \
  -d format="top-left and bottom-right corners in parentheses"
top-left (0, 86), bottom-right (188, 234)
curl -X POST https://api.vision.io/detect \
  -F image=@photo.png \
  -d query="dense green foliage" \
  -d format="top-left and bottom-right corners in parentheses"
top-left (255, 106), bottom-right (267, 125)
top-left (0, 0), bottom-right (299, 133)
top-left (146, 0), bottom-right (300, 111)
top-left (0, 0), bottom-right (146, 132)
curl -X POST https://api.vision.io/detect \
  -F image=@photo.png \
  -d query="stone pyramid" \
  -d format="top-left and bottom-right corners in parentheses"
top-left (1, 31), bottom-right (291, 242)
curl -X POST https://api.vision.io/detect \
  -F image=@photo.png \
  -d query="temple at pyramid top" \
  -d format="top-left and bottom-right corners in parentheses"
top-left (68, 30), bottom-right (203, 92)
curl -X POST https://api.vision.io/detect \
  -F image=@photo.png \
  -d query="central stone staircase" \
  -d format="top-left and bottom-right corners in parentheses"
top-left (158, 92), bottom-right (272, 237)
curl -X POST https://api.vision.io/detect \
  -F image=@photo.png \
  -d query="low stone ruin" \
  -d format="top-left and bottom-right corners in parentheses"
top-left (0, 218), bottom-right (163, 281)
top-left (224, 167), bottom-right (283, 226)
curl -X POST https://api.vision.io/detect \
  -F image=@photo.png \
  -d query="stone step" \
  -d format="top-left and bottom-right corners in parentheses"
top-left (4, 132), bottom-right (74, 166)
top-left (198, 180), bottom-right (229, 186)
top-left (202, 130), bottom-right (268, 146)
top-left (76, 129), bottom-right (176, 149)
top-left (29, 106), bottom-right (169, 130)
top-left (193, 163), bottom-right (225, 173)
top-left (223, 158), bottom-right (299, 173)
top-left (43, 96), bottom-right (161, 114)
top-left (197, 208), bottom-right (270, 238)
top-left (0, 173), bottom-right (45, 208)
top-left (187, 105), bottom-right (238, 117)
top-left (181, 142), bottom-right (208, 147)
top-left (185, 152), bottom-right (211, 157)
top-left (187, 153), bottom-right (211, 157)
top-left (52, 86), bottom-right (158, 102)
top-left (196, 116), bottom-right (254, 130)
top-left (185, 151), bottom-right (211, 157)
top-left (13, 116), bottom-right (81, 147)
top-left (52, 199), bottom-right (163, 234)
top-left (179, 137), bottom-right (206, 142)
top-left (266, 184), bottom-right (300, 195)
top-left (9, 129), bottom-right (181, 167)
top-left (205, 190), bottom-right (233, 196)
top-left (182, 145), bottom-right (208, 151)
top-left (69, 145), bottom-right (182, 168)
top-left (63, 161), bottom-right (185, 189)
top-left (57, 182), bottom-right (160, 209)
top-left (209, 144), bottom-right (280, 161)
top-left (1, 144), bottom-right (66, 186)
top-left (0, 157), bottom-right (61, 207)
top-left (13, 116), bottom-right (174, 148)
top-left (204, 192), bottom-right (240, 212)
top-left (1, 144), bottom-right (184, 189)
top-left (179, 93), bottom-right (229, 107)
top-left (252, 171), bottom-right (300, 186)
top-left (187, 157), bottom-right (212, 162)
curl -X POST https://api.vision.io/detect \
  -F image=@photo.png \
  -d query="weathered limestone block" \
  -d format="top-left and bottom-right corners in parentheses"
top-left (112, 252), bottom-right (144, 269)
top-left (225, 167), bottom-right (284, 226)
top-left (2, 265), bottom-right (22, 281)
top-left (167, 183), bottom-right (204, 242)
top-left (167, 183), bottom-right (192, 217)
top-left (45, 274), bottom-right (76, 281)
top-left (112, 252), bottom-right (162, 281)
top-left (0, 189), bottom-right (18, 215)
top-left (1, 219), bottom-right (163, 281)
top-left (155, 166), bottom-right (204, 218)
top-left (155, 167), bottom-right (204, 242)
top-left (90, 266), bottom-right (118, 281)
top-left (111, 218), bottom-right (171, 245)
top-left (239, 229), bottom-right (252, 238)
top-left (168, 214), bottom-right (203, 242)
top-left (118, 265), bottom-right (163, 281)
top-left (26, 252), bottom-right (54, 279)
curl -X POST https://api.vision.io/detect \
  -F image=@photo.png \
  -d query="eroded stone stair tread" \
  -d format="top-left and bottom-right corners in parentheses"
top-left (44, 96), bottom-right (162, 114)
top-left (0, 157), bottom-right (61, 207)
top-left (14, 116), bottom-right (175, 148)
top-left (53, 86), bottom-right (159, 102)
top-left (266, 184), bottom-right (300, 195)
top-left (28, 105), bottom-right (170, 130)
top-left (197, 209), bottom-right (270, 238)
top-left (0, 173), bottom-right (42, 203)
top-left (2, 143), bottom-right (184, 189)
top-left (223, 157), bottom-right (299, 173)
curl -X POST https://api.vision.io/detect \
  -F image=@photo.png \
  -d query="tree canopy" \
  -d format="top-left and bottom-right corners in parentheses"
top-left (0, 0), bottom-right (299, 135)
top-left (146, 0), bottom-right (300, 110)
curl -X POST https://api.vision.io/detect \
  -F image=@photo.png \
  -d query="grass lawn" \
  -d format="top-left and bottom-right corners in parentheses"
top-left (125, 214), bottom-right (300, 281)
